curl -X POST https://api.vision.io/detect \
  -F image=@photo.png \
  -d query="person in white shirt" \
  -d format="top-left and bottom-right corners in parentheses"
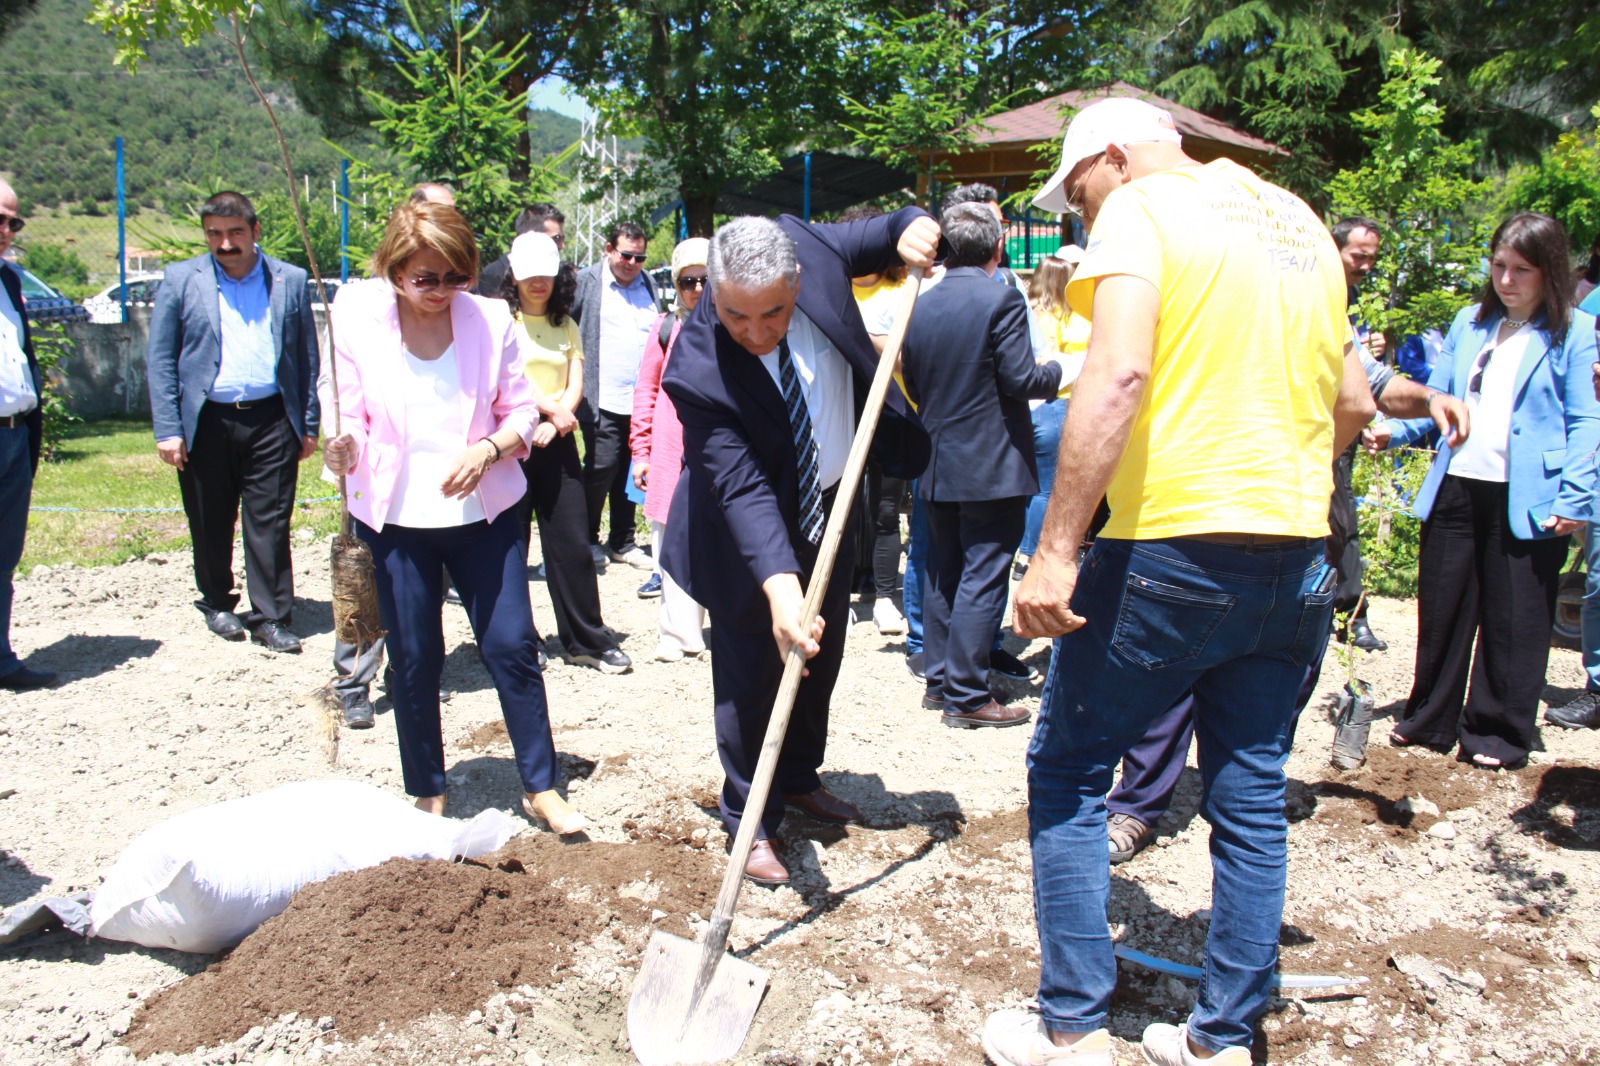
top-left (0, 178), bottom-right (55, 690)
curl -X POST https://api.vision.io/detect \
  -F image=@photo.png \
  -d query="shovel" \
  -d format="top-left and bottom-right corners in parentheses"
top-left (627, 266), bottom-right (925, 1065)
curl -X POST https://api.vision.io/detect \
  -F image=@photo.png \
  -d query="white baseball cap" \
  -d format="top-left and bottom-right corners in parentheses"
top-left (1056, 244), bottom-right (1085, 265)
top-left (1033, 98), bottom-right (1182, 215)
top-left (508, 231), bottom-right (561, 280)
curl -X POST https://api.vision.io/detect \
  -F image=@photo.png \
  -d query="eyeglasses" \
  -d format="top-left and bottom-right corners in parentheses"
top-left (407, 271), bottom-right (473, 293)
top-left (1062, 153), bottom-right (1105, 219)
top-left (616, 251), bottom-right (647, 264)
top-left (0, 213), bottom-right (25, 234)
top-left (676, 275), bottom-right (707, 291)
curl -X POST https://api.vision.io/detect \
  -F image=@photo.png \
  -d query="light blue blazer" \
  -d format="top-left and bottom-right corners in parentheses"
top-left (1388, 303), bottom-right (1600, 540)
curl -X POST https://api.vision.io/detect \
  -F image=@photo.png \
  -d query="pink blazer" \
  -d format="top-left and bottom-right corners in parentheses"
top-left (630, 313), bottom-right (686, 526)
top-left (328, 282), bottom-right (538, 532)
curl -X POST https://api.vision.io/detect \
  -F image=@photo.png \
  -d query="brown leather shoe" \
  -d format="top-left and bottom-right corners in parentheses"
top-left (744, 839), bottom-right (790, 885)
top-left (782, 786), bottom-right (862, 824)
top-left (943, 698), bottom-right (1030, 729)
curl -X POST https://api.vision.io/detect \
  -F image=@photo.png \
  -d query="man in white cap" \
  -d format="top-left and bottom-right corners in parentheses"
top-left (983, 97), bottom-right (1377, 1065)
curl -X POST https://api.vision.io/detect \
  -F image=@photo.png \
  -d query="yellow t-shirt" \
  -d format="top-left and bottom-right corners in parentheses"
top-left (1066, 158), bottom-right (1347, 540)
top-left (516, 313), bottom-right (582, 398)
top-left (1037, 307), bottom-right (1091, 399)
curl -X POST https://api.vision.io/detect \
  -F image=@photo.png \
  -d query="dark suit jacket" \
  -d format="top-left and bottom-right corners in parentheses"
top-left (0, 263), bottom-right (44, 473)
top-left (146, 252), bottom-right (320, 448)
top-left (660, 207), bottom-right (932, 631)
top-left (900, 266), bottom-right (1061, 501)
top-left (571, 260), bottom-right (660, 427)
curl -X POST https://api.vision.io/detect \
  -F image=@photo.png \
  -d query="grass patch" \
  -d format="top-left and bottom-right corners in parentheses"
top-left (27, 418), bottom-right (344, 570)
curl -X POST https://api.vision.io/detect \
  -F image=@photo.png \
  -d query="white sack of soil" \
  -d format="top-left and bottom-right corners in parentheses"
top-left (88, 780), bottom-right (520, 953)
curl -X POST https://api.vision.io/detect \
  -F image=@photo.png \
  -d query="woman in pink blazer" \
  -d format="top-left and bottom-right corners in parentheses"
top-left (630, 238), bottom-right (709, 661)
top-left (322, 200), bottom-right (588, 834)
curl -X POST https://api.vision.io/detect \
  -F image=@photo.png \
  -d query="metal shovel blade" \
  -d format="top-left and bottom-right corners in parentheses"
top-left (628, 929), bottom-right (768, 1065)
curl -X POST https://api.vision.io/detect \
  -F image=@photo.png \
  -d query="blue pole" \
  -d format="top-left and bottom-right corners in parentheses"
top-left (339, 159), bottom-right (350, 283)
top-left (803, 151), bottom-right (812, 223)
top-left (115, 136), bottom-right (127, 324)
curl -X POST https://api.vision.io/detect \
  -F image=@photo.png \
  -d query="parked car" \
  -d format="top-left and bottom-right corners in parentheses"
top-left (81, 273), bottom-right (164, 324)
top-left (10, 264), bottom-right (89, 325)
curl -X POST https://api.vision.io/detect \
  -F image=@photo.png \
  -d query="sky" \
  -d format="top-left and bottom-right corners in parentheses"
top-left (528, 77), bottom-right (591, 119)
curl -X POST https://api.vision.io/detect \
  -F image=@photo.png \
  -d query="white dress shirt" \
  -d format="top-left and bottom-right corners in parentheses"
top-left (756, 309), bottom-right (854, 490)
top-left (0, 273), bottom-right (37, 418)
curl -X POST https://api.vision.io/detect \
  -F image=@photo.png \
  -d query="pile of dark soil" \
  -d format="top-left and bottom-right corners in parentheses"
top-left (123, 833), bottom-right (725, 1058)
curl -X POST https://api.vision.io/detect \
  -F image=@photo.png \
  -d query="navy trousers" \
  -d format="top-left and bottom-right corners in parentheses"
top-left (924, 496), bottom-right (1028, 713)
top-left (357, 510), bottom-right (558, 798)
top-left (0, 423), bottom-right (32, 679)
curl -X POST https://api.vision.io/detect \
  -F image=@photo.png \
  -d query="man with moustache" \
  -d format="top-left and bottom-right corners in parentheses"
top-left (0, 178), bottom-right (56, 689)
top-left (147, 191), bottom-right (320, 652)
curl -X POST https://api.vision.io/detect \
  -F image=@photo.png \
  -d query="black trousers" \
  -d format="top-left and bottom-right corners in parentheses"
top-left (1326, 446), bottom-right (1369, 621)
top-left (711, 491), bottom-right (855, 840)
top-left (861, 460), bottom-right (907, 599)
top-left (924, 496), bottom-right (1028, 713)
top-left (519, 432), bottom-right (614, 657)
top-left (357, 510), bottom-right (557, 798)
top-left (176, 398), bottom-right (299, 625)
top-left (582, 411), bottom-right (638, 553)
top-left (1399, 475), bottom-right (1567, 764)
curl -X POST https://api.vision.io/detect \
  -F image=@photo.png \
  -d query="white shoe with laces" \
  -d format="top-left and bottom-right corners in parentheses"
top-left (1139, 1023), bottom-right (1250, 1066)
top-left (981, 1008), bottom-right (1113, 1066)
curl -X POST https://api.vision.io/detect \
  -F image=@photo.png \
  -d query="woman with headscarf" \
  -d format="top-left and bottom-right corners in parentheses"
top-left (321, 200), bottom-right (589, 833)
top-left (629, 238), bottom-right (710, 661)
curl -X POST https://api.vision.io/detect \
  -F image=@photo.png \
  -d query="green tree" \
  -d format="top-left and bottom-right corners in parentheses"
top-left (24, 244), bottom-right (91, 291)
top-left (1499, 104), bottom-right (1600, 254)
top-left (568, 0), bottom-right (858, 236)
top-left (841, 4), bottom-right (1014, 201)
top-left (1328, 50), bottom-right (1490, 342)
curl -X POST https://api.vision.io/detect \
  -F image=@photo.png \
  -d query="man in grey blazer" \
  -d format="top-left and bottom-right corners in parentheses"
top-left (571, 220), bottom-right (658, 571)
top-left (147, 191), bottom-right (319, 652)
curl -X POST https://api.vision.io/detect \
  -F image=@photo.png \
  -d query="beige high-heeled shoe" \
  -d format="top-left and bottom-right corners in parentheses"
top-left (522, 790), bottom-right (591, 835)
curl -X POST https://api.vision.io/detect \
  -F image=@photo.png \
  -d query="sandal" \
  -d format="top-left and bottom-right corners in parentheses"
top-left (1107, 812), bottom-right (1153, 865)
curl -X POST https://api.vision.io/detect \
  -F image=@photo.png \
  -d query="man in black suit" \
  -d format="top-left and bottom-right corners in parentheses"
top-left (0, 179), bottom-right (56, 690)
top-left (661, 209), bottom-right (938, 885)
top-left (901, 203), bottom-right (1061, 728)
top-left (146, 191), bottom-right (320, 652)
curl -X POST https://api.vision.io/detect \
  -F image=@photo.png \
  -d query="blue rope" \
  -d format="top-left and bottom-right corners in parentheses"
top-left (31, 495), bottom-right (341, 515)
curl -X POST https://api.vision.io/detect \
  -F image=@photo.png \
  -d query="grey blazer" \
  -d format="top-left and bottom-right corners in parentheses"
top-left (570, 259), bottom-right (659, 426)
top-left (146, 252), bottom-right (320, 447)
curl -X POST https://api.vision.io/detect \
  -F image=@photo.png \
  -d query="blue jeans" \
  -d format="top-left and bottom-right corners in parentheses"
top-left (1028, 536), bottom-right (1333, 1052)
top-left (0, 425), bottom-right (31, 679)
top-left (1020, 399), bottom-right (1065, 558)
top-left (1583, 521), bottom-right (1600, 692)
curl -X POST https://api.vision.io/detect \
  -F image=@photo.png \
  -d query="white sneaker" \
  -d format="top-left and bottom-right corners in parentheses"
top-left (873, 598), bottom-right (907, 635)
top-left (1140, 1023), bottom-right (1250, 1066)
top-left (654, 641), bottom-right (685, 663)
top-left (982, 1009), bottom-right (1113, 1066)
top-left (608, 545), bottom-right (655, 571)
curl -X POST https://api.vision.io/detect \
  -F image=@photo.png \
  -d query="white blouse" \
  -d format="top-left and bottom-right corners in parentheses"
top-left (1450, 325), bottom-right (1532, 485)
top-left (389, 344), bottom-right (487, 528)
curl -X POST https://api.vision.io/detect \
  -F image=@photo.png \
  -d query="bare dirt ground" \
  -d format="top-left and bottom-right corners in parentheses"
top-left (3, 537), bottom-right (1600, 1066)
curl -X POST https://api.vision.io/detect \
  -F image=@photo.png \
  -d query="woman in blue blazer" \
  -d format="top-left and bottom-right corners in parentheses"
top-left (1385, 212), bottom-right (1600, 769)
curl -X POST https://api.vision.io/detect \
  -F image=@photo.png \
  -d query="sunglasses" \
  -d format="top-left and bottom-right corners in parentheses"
top-left (676, 275), bottom-right (707, 291)
top-left (0, 213), bottom-right (25, 234)
top-left (616, 251), bottom-right (647, 264)
top-left (408, 271), bottom-right (473, 293)
top-left (1468, 346), bottom-right (1496, 397)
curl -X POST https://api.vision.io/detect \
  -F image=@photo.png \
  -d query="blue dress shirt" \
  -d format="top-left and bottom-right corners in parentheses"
top-left (209, 249), bottom-right (279, 403)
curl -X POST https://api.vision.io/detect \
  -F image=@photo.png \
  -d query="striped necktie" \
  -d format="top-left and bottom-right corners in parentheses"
top-left (777, 337), bottom-right (825, 545)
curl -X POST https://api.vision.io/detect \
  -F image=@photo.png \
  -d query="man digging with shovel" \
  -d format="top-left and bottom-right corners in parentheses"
top-left (659, 210), bottom-right (938, 885)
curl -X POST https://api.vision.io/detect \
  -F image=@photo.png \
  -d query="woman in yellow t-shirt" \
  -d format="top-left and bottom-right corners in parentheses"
top-left (500, 231), bottom-right (630, 675)
top-left (850, 255), bottom-right (912, 635)
top-left (1016, 252), bottom-right (1085, 577)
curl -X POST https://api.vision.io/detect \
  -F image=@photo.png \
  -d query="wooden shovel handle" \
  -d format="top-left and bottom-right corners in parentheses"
top-left (713, 266), bottom-right (925, 924)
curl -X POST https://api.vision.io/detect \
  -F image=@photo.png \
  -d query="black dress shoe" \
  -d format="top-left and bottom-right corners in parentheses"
top-left (204, 609), bottom-right (246, 641)
top-left (339, 688), bottom-right (375, 729)
top-left (1347, 618), bottom-right (1388, 652)
top-left (251, 620), bottom-right (302, 653)
top-left (989, 648), bottom-right (1039, 682)
top-left (0, 665), bottom-right (58, 690)
top-left (905, 652), bottom-right (926, 681)
top-left (1547, 691), bottom-right (1600, 729)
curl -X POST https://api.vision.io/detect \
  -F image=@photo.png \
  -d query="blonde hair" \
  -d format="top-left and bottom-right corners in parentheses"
top-left (1027, 256), bottom-right (1073, 319)
top-left (370, 200), bottom-right (479, 287)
